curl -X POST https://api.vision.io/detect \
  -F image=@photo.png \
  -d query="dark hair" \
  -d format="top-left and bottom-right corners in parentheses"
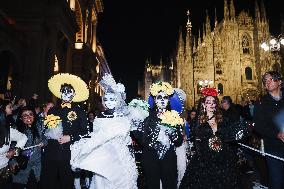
top-left (16, 106), bottom-right (39, 142)
top-left (0, 100), bottom-right (12, 114)
top-left (189, 108), bottom-right (197, 114)
top-left (88, 111), bottom-right (95, 115)
top-left (60, 83), bottom-right (75, 93)
top-left (262, 71), bottom-right (283, 84)
top-left (221, 96), bottom-right (233, 105)
top-left (0, 100), bottom-right (12, 146)
top-left (0, 113), bottom-right (10, 146)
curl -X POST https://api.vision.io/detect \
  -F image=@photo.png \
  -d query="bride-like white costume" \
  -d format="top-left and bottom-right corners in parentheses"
top-left (70, 74), bottom-right (138, 189)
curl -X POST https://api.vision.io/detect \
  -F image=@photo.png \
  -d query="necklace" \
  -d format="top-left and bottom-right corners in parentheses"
top-left (208, 115), bottom-right (215, 120)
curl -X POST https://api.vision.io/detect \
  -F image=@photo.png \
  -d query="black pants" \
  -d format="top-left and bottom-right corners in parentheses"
top-left (40, 159), bottom-right (74, 189)
top-left (141, 149), bottom-right (177, 189)
top-left (266, 150), bottom-right (284, 189)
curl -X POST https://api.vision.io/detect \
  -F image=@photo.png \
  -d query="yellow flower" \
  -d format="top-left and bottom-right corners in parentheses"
top-left (44, 114), bottom-right (62, 129)
top-left (160, 110), bottom-right (183, 128)
top-left (149, 82), bottom-right (174, 96)
top-left (67, 111), bottom-right (77, 121)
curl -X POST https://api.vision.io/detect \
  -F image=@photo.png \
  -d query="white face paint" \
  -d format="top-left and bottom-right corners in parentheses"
top-left (103, 93), bottom-right (118, 110)
top-left (61, 87), bottom-right (75, 102)
top-left (155, 91), bottom-right (169, 110)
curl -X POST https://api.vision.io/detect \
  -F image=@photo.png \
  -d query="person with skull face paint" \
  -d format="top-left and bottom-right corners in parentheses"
top-left (132, 82), bottom-right (183, 189)
top-left (41, 73), bottom-right (89, 189)
top-left (70, 74), bottom-right (138, 189)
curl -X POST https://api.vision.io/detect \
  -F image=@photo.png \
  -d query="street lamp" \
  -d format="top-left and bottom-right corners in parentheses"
top-left (75, 40), bottom-right (84, 50)
top-left (260, 35), bottom-right (284, 52)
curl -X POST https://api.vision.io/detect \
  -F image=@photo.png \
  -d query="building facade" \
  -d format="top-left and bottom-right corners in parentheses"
top-left (176, 0), bottom-right (282, 108)
top-left (0, 0), bottom-right (109, 106)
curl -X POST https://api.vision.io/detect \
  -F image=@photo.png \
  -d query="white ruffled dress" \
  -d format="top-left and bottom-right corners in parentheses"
top-left (70, 117), bottom-right (138, 189)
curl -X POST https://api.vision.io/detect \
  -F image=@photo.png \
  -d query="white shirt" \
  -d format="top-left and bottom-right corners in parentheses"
top-left (0, 128), bottom-right (28, 169)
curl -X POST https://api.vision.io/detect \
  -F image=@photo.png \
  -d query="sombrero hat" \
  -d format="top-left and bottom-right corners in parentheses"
top-left (48, 73), bottom-right (89, 102)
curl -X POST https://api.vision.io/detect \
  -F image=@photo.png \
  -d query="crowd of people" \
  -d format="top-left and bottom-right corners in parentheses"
top-left (0, 70), bottom-right (283, 189)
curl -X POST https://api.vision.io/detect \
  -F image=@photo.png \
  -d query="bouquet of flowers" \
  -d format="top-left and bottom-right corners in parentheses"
top-left (159, 110), bottom-right (184, 129)
top-left (44, 114), bottom-right (63, 140)
top-left (126, 99), bottom-right (149, 129)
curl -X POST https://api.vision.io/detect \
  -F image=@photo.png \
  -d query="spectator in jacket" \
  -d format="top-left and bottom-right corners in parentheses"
top-left (254, 71), bottom-right (284, 189)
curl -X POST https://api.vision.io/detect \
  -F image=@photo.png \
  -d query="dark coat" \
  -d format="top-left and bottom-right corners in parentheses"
top-left (43, 104), bottom-right (88, 161)
top-left (254, 93), bottom-right (284, 152)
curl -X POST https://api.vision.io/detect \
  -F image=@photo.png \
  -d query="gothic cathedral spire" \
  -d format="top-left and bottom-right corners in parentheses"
top-left (186, 10), bottom-right (192, 56)
top-left (255, 0), bottom-right (261, 23)
top-left (224, 0), bottom-right (229, 20)
top-left (229, 0), bottom-right (235, 20)
top-left (214, 8), bottom-right (218, 28)
top-left (205, 10), bottom-right (211, 35)
top-left (260, 0), bottom-right (267, 23)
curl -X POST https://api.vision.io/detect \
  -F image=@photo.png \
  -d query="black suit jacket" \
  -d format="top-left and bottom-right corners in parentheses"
top-left (43, 104), bottom-right (88, 161)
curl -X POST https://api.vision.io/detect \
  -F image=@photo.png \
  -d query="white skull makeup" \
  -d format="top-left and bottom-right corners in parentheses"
top-left (155, 91), bottom-right (169, 110)
top-left (103, 92), bottom-right (118, 110)
top-left (60, 86), bottom-right (75, 102)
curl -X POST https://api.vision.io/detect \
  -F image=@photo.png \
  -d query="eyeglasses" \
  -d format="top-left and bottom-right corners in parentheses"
top-left (21, 112), bottom-right (34, 119)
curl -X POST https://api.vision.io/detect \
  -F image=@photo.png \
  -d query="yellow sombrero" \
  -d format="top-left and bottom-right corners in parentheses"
top-left (48, 73), bottom-right (89, 102)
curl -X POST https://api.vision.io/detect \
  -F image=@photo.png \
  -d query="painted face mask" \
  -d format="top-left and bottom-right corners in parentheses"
top-left (155, 91), bottom-right (169, 110)
top-left (61, 87), bottom-right (75, 102)
top-left (103, 92), bottom-right (118, 110)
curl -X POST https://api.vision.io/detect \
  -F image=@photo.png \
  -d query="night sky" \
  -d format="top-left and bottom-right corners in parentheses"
top-left (97, 0), bottom-right (283, 101)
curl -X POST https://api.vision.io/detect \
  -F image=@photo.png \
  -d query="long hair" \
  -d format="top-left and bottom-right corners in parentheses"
top-left (16, 106), bottom-right (39, 143)
top-left (198, 96), bottom-right (223, 125)
top-left (0, 100), bottom-right (12, 146)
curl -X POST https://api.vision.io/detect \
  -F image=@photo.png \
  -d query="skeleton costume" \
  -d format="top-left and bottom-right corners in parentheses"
top-left (132, 82), bottom-right (183, 189)
top-left (41, 73), bottom-right (89, 189)
top-left (70, 74), bottom-right (138, 189)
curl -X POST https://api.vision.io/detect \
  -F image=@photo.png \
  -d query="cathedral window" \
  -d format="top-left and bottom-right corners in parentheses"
top-left (216, 62), bottom-right (222, 75)
top-left (242, 35), bottom-right (251, 54)
top-left (218, 83), bottom-right (223, 95)
top-left (245, 67), bottom-right (252, 80)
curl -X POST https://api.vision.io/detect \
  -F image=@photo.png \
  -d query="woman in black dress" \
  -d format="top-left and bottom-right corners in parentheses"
top-left (179, 88), bottom-right (247, 189)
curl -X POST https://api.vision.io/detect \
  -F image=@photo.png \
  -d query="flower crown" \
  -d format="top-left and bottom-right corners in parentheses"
top-left (201, 87), bottom-right (218, 97)
top-left (99, 74), bottom-right (125, 94)
top-left (149, 82), bottom-right (174, 96)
